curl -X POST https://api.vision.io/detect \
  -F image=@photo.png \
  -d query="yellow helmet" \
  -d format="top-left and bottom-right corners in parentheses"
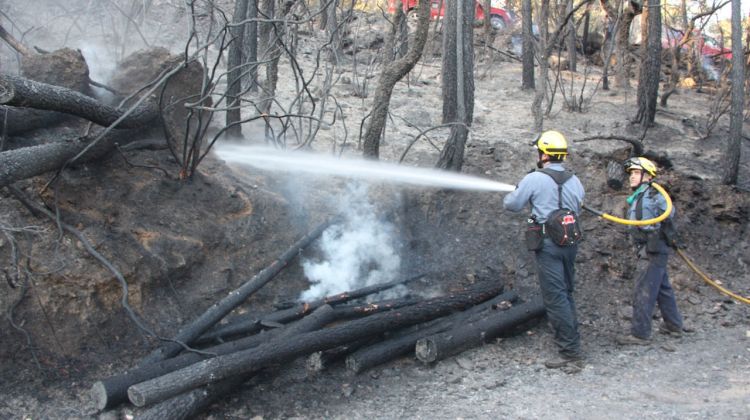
top-left (533, 130), bottom-right (568, 157)
top-left (624, 157), bottom-right (657, 177)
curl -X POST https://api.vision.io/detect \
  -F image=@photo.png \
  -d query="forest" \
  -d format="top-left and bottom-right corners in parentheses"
top-left (0, 0), bottom-right (748, 418)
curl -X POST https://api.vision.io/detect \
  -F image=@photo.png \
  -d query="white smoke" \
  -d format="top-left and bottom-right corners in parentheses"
top-left (300, 183), bottom-right (401, 301)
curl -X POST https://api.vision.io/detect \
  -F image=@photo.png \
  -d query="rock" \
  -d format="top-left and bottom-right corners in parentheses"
top-left (455, 356), bottom-right (474, 370)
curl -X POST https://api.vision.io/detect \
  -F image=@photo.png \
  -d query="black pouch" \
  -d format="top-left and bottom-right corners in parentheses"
top-left (645, 231), bottom-right (663, 253)
top-left (525, 219), bottom-right (544, 251)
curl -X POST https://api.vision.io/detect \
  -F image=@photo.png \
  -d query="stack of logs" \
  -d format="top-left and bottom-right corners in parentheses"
top-left (90, 223), bottom-right (546, 419)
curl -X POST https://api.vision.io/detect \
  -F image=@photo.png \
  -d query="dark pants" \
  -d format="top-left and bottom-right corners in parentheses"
top-left (535, 239), bottom-right (581, 358)
top-left (631, 249), bottom-right (683, 339)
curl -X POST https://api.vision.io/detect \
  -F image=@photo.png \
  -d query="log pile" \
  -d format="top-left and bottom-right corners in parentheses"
top-left (89, 226), bottom-right (546, 419)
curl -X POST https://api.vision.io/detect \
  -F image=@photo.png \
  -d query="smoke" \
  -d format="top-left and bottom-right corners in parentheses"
top-left (299, 183), bottom-right (402, 301)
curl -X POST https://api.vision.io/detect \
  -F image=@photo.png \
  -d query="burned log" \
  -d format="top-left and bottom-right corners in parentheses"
top-left (135, 305), bottom-right (337, 420)
top-left (138, 220), bottom-right (331, 366)
top-left (197, 274), bottom-right (424, 344)
top-left (94, 320), bottom-right (288, 410)
top-left (0, 105), bottom-right (68, 136)
top-left (127, 281), bottom-right (504, 407)
top-left (331, 296), bottom-right (422, 319)
top-left (94, 295), bottom-right (416, 409)
top-left (0, 74), bottom-right (158, 129)
top-left (415, 296), bottom-right (545, 363)
top-left (307, 336), bottom-right (380, 374)
top-left (0, 129), bottom-right (142, 188)
top-left (606, 160), bottom-right (627, 190)
top-left (345, 291), bottom-right (519, 373)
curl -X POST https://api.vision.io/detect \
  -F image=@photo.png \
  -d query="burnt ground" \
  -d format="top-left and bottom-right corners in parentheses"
top-left (1, 3), bottom-right (750, 419)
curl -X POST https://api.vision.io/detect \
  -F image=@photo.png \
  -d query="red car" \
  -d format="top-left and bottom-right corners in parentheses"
top-left (387, 0), bottom-right (515, 31)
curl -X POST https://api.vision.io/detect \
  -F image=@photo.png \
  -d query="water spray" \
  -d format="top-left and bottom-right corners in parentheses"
top-left (214, 144), bottom-right (516, 192)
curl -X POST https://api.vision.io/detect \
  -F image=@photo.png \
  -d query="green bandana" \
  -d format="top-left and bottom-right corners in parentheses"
top-left (626, 184), bottom-right (648, 205)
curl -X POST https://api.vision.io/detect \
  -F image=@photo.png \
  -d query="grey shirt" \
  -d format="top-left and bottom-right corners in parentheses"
top-left (503, 163), bottom-right (585, 223)
top-left (627, 185), bottom-right (675, 232)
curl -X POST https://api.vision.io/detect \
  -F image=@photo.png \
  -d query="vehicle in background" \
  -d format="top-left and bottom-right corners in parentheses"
top-left (630, 16), bottom-right (731, 61)
top-left (387, 0), bottom-right (515, 31)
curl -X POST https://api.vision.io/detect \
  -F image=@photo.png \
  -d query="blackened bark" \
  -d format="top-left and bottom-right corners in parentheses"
top-left (127, 281), bottom-right (504, 407)
top-left (721, 0), bottom-right (744, 185)
top-left (244, 0), bottom-right (259, 92)
top-left (521, 0), bottom-right (535, 89)
top-left (566, 0), bottom-right (577, 72)
top-left (415, 296), bottom-right (545, 363)
top-left (0, 129), bottom-right (140, 188)
top-left (226, 0), bottom-right (250, 138)
top-left (137, 220), bottom-right (331, 366)
top-left (135, 305), bottom-right (337, 420)
top-left (0, 74), bottom-right (158, 129)
top-left (346, 291), bottom-right (517, 373)
top-left (437, 0), bottom-right (474, 170)
top-left (197, 274), bottom-right (424, 344)
top-left (0, 105), bottom-right (68, 136)
top-left (635, 0), bottom-right (660, 127)
top-left (362, 0), bottom-right (430, 159)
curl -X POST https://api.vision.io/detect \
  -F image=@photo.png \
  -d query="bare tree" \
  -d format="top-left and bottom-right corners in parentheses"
top-left (226, 0), bottom-right (250, 138)
top-left (634, 0), bottom-right (660, 127)
top-left (436, 0), bottom-right (475, 170)
top-left (244, 0), bottom-right (259, 93)
top-left (362, 0), bottom-right (430, 159)
top-left (600, 0), bottom-right (642, 89)
top-left (565, 0), bottom-right (577, 72)
top-left (522, 0), bottom-right (535, 89)
top-left (721, 0), bottom-right (745, 184)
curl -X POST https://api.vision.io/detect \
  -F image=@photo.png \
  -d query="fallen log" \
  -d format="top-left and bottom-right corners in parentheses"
top-left (94, 321), bottom-right (285, 409)
top-left (0, 74), bottom-right (158, 129)
top-left (0, 129), bottom-right (142, 188)
top-left (0, 105), bottom-right (68, 136)
top-left (331, 296), bottom-right (422, 319)
top-left (197, 274), bottom-right (424, 344)
top-left (138, 220), bottom-right (331, 366)
top-left (135, 305), bottom-right (337, 420)
top-left (93, 295), bottom-right (415, 409)
top-left (127, 280), bottom-right (504, 407)
top-left (415, 296), bottom-right (545, 363)
top-left (345, 291), bottom-right (519, 373)
top-left (307, 336), bottom-right (380, 374)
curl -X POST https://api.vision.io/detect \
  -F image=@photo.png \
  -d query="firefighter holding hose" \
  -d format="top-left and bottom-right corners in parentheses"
top-left (615, 157), bottom-right (687, 345)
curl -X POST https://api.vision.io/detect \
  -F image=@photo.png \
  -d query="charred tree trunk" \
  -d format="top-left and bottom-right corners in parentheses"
top-left (0, 129), bottom-right (142, 188)
top-left (244, 0), bottom-right (259, 92)
top-left (0, 74), bottom-right (158, 129)
top-left (93, 327), bottom-right (279, 410)
top-left (0, 105), bottom-right (68, 136)
top-left (415, 296), bottom-right (545, 363)
top-left (226, 0), bottom-right (250, 138)
top-left (127, 281), bottom-right (505, 407)
top-left (362, 0), bottom-right (430, 159)
top-left (138, 220), bottom-right (331, 366)
top-left (614, 1), bottom-right (641, 90)
top-left (566, 0), bottom-right (577, 72)
top-left (197, 274), bottom-right (423, 344)
top-left (331, 297), bottom-right (423, 319)
top-left (346, 291), bottom-right (518, 373)
top-left (307, 336), bottom-right (378, 374)
top-left (634, 0), bottom-right (661, 127)
top-left (521, 0), bottom-right (535, 89)
top-left (136, 305), bottom-right (337, 420)
top-left (721, 0), bottom-right (744, 185)
top-left (436, 0), bottom-right (474, 171)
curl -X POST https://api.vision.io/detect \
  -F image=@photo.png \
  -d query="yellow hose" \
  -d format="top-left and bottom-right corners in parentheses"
top-left (583, 183), bottom-right (749, 305)
top-left (595, 182), bottom-right (673, 226)
top-left (676, 249), bottom-right (750, 305)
